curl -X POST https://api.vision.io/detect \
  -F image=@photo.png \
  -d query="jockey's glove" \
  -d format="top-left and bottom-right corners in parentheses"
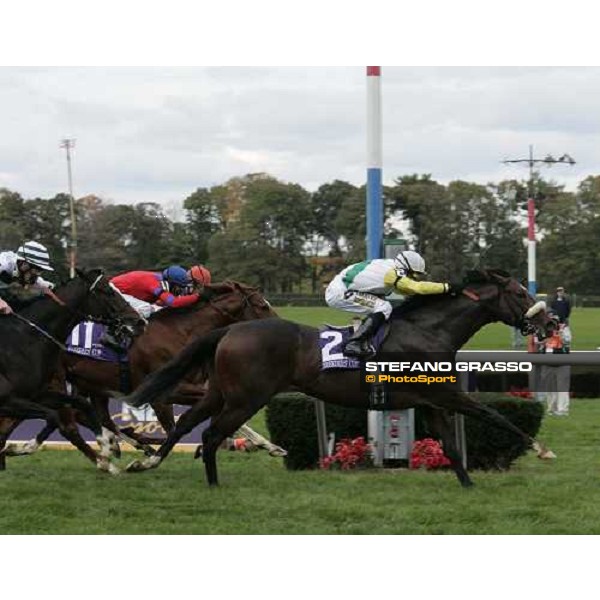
top-left (447, 282), bottom-right (466, 296)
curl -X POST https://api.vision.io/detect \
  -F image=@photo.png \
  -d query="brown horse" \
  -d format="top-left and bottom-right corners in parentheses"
top-left (123, 269), bottom-right (555, 488)
top-left (3, 281), bottom-right (278, 461)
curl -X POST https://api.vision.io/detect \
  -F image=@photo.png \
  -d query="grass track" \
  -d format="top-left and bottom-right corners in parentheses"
top-left (3, 306), bottom-right (600, 534)
top-left (2, 400), bottom-right (600, 534)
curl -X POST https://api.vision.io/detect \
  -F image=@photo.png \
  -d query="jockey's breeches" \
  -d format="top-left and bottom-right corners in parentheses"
top-left (325, 276), bottom-right (392, 319)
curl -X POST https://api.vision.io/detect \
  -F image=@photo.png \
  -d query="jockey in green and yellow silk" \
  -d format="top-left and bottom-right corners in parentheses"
top-left (325, 250), bottom-right (464, 358)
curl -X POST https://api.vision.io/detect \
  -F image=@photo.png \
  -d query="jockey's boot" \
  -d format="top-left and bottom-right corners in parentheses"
top-left (343, 312), bottom-right (386, 359)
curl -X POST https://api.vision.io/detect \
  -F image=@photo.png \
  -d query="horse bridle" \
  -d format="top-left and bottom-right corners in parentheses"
top-left (9, 273), bottom-right (136, 350)
top-left (459, 278), bottom-right (539, 336)
top-left (208, 285), bottom-right (267, 323)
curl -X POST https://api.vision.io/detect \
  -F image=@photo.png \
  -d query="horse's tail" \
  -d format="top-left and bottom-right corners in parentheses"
top-left (124, 327), bottom-right (229, 408)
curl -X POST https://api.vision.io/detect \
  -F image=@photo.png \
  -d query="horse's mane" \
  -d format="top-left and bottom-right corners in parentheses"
top-left (391, 268), bottom-right (512, 319)
top-left (147, 280), bottom-right (261, 322)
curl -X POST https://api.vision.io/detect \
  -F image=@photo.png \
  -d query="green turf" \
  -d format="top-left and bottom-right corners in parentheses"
top-left (275, 306), bottom-right (600, 350)
top-left (3, 306), bottom-right (599, 534)
top-left (1, 400), bottom-right (600, 534)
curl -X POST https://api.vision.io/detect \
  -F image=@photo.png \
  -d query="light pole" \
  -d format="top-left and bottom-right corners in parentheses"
top-left (503, 145), bottom-right (575, 297)
top-left (503, 146), bottom-right (575, 353)
top-left (60, 138), bottom-right (77, 278)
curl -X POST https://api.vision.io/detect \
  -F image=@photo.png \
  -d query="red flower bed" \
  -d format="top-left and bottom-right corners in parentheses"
top-left (320, 436), bottom-right (373, 470)
top-left (409, 438), bottom-right (451, 470)
top-left (508, 387), bottom-right (534, 400)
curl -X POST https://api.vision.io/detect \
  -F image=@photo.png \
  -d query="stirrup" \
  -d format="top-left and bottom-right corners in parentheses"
top-left (100, 333), bottom-right (124, 352)
top-left (344, 340), bottom-right (376, 359)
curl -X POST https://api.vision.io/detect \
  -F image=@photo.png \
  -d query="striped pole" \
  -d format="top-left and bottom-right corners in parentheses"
top-left (366, 67), bottom-right (384, 466)
top-left (527, 197), bottom-right (536, 296)
top-left (366, 66), bottom-right (383, 261)
top-left (527, 146), bottom-right (536, 296)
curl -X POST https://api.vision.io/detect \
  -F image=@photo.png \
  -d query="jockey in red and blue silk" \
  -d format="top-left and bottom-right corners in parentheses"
top-left (111, 266), bottom-right (200, 309)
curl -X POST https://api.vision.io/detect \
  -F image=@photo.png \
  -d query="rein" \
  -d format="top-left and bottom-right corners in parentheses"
top-left (460, 278), bottom-right (538, 336)
top-left (461, 288), bottom-right (480, 302)
top-left (9, 312), bottom-right (67, 351)
top-left (45, 275), bottom-right (120, 326)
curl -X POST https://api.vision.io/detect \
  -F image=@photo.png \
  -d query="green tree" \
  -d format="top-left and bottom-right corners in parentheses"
top-left (310, 180), bottom-right (359, 256)
top-left (207, 174), bottom-right (312, 292)
top-left (334, 185), bottom-right (366, 263)
top-left (0, 188), bottom-right (26, 250)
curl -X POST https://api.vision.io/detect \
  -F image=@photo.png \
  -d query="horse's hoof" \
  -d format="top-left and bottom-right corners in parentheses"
top-left (268, 447), bottom-right (288, 458)
top-left (96, 456), bottom-right (119, 475)
top-left (0, 441), bottom-right (37, 456)
top-left (538, 450), bottom-right (557, 460)
top-left (125, 460), bottom-right (146, 472)
top-left (126, 456), bottom-right (160, 472)
top-left (108, 463), bottom-right (121, 476)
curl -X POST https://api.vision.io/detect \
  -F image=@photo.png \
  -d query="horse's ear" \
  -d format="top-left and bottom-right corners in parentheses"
top-left (75, 267), bottom-right (85, 279)
top-left (490, 268), bottom-right (511, 278)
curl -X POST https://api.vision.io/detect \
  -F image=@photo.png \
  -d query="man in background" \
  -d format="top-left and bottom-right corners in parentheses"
top-left (550, 286), bottom-right (571, 325)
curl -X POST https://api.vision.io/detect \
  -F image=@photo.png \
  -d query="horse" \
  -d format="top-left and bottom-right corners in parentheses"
top-left (122, 269), bottom-right (555, 488)
top-left (4, 280), bottom-right (284, 458)
top-left (0, 268), bottom-right (145, 473)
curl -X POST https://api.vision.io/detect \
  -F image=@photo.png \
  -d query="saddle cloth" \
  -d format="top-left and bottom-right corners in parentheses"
top-left (319, 323), bottom-right (386, 371)
top-left (66, 322), bottom-right (129, 363)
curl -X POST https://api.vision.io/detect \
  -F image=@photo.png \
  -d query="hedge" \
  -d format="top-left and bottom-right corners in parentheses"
top-left (265, 392), bottom-right (544, 472)
top-left (265, 394), bottom-right (367, 470)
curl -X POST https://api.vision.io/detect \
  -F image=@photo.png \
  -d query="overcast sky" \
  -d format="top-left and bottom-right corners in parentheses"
top-left (2, 66), bottom-right (599, 216)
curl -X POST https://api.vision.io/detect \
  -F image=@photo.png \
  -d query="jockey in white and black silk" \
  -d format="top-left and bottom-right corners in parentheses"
top-left (325, 250), bottom-right (464, 358)
top-left (0, 241), bottom-right (55, 314)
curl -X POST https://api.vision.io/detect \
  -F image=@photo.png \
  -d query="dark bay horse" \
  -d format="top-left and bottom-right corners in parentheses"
top-left (8, 281), bottom-right (278, 457)
top-left (123, 269), bottom-right (555, 488)
top-left (0, 269), bottom-right (144, 473)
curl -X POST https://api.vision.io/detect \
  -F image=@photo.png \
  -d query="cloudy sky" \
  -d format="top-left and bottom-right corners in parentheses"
top-left (1, 66), bottom-right (598, 216)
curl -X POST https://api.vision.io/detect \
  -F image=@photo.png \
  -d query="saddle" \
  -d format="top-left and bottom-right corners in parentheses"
top-left (66, 321), bottom-right (130, 364)
top-left (319, 320), bottom-right (389, 371)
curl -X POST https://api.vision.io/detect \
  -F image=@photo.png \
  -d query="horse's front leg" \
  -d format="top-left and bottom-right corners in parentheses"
top-left (434, 389), bottom-right (552, 459)
top-left (236, 424), bottom-right (287, 457)
top-left (3, 419), bottom-right (54, 457)
top-left (38, 391), bottom-right (119, 473)
top-left (126, 389), bottom-right (222, 473)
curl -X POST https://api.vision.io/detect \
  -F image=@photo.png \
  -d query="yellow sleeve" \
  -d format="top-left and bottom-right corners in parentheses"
top-left (383, 269), bottom-right (448, 296)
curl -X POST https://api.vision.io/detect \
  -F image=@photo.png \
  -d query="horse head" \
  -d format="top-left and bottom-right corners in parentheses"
top-left (71, 268), bottom-right (147, 338)
top-left (203, 280), bottom-right (277, 323)
top-left (462, 269), bottom-right (554, 340)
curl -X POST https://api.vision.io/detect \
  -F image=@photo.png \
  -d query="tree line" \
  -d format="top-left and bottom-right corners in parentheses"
top-left (1, 171), bottom-right (600, 294)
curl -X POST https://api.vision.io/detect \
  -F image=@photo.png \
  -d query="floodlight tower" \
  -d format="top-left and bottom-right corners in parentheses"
top-left (503, 145), bottom-right (575, 297)
top-left (60, 138), bottom-right (77, 278)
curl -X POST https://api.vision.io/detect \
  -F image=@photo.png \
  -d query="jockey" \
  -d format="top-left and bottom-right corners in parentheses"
top-left (187, 264), bottom-right (212, 293)
top-left (110, 265), bottom-right (201, 319)
top-left (325, 250), bottom-right (464, 358)
top-left (0, 241), bottom-right (55, 314)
